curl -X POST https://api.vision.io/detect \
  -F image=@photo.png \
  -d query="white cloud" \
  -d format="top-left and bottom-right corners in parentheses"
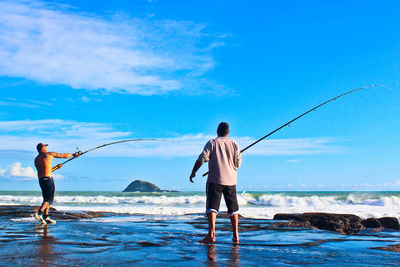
top-left (0, 162), bottom-right (36, 179)
top-left (0, 119), bottom-right (344, 158)
top-left (0, 162), bottom-right (64, 180)
top-left (0, 0), bottom-right (223, 95)
top-left (286, 159), bottom-right (300, 163)
top-left (52, 173), bottom-right (64, 180)
top-left (0, 97), bottom-right (52, 108)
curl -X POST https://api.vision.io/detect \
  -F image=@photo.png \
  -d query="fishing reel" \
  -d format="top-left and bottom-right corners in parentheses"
top-left (73, 147), bottom-right (83, 157)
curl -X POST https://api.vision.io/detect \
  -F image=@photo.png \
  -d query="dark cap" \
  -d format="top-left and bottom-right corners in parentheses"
top-left (36, 143), bottom-right (48, 151)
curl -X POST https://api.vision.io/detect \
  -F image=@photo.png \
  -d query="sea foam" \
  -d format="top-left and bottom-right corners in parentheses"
top-left (1, 192), bottom-right (399, 220)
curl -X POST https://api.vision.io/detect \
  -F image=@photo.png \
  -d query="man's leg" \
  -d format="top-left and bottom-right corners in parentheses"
top-left (39, 201), bottom-right (49, 213)
top-left (223, 185), bottom-right (240, 244)
top-left (201, 211), bottom-right (217, 243)
top-left (44, 205), bottom-right (50, 217)
top-left (35, 177), bottom-right (54, 224)
top-left (201, 183), bottom-right (222, 243)
top-left (33, 201), bottom-right (48, 224)
top-left (42, 177), bottom-right (55, 221)
top-left (230, 213), bottom-right (239, 244)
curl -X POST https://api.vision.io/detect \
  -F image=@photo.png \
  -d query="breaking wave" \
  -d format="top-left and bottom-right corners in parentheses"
top-left (1, 191), bottom-right (399, 219)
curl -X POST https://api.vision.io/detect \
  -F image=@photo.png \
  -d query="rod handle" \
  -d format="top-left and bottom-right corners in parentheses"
top-left (202, 171), bottom-right (209, 177)
top-left (51, 164), bottom-right (62, 172)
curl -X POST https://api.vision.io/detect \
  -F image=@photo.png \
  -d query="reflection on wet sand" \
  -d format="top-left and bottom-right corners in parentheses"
top-left (229, 244), bottom-right (240, 265)
top-left (206, 243), bottom-right (240, 265)
top-left (35, 225), bottom-right (56, 267)
top-left (207, 244), bottom-right (217, 264)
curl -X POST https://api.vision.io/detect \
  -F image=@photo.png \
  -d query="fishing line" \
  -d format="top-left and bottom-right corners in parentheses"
top-left (202, 84), bottom-right (386, 177)
top-left (378, 84), bottom-right (400, 95)
top-left (52, 138), bottom-right (168, 172)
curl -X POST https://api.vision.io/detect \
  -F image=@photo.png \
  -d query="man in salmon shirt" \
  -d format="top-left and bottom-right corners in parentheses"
top-left (190, 122), bottom-right (242, 244)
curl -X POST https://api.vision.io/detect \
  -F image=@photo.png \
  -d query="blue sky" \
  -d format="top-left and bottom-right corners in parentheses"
top-left (0, 0), bottom-right (399, 191)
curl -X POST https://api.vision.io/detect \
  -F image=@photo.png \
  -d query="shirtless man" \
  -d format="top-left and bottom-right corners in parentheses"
top-left (190, 122), bottom-right (242, 244)
top-left (33, 143), bottom-right (79, 224)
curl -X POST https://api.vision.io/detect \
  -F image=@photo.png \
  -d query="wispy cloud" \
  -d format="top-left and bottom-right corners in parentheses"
top-left (0, 161), bottom-right (64, 180)
top-left (0, 119), bottom-right (344, 158)
top-left (0, 162), bottom-right (36, 179)
top-left (285, 159), bottom-right (301, 163)
top-left (0, 97), bottom-right (54, 109)
top-left (0, 0), bottom-right (224, 95)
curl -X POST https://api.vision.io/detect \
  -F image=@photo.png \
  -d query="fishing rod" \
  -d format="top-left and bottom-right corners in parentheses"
top-left (52, 138), bottom-right (166, 172)
top-left (202, 84), bottom-right (381, 177)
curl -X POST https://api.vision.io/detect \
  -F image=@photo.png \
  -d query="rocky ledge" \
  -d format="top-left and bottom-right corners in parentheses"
top-left (0, 205), bottom-right (106, 221)
top-left (273, 213), bottom-right (399, 235)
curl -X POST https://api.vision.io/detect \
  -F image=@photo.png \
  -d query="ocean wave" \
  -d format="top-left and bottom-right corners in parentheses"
top-left (0, 195), bottom-right (206, 205)
top-left (346, 194), bottom-right (400, 206)
top-left (0, 193), bottom-right (399, 219)
top-left (239, 193), bottom-right (339, 208)
top-left (1, 193), bottom-right (399, 207)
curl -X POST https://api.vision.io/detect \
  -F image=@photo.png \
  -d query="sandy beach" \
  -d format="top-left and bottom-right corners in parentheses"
top-left (1, 204), bottom-right (399, 266)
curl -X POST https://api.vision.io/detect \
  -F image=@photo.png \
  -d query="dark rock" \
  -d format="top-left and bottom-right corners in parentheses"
top-left (371, 244), bottom-right (400, 253)
top-left (361, 218), bottom-right (381, 228)
top-left (137, 241), bottom-right (163, 247)
top-left (273, 213), bottom-right (364, 235)
top-left (377, 217), bottom-right (400, 230)
top-left (123, 180), bottom-right (162, 192)
top-left (273, 220), bottom-right (315, 229)
top-left (273, 213), bottom-right (309, 222)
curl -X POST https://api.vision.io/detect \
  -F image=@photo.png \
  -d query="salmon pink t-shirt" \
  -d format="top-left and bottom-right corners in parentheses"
top-left (198, 137), bottom-right (241, 186)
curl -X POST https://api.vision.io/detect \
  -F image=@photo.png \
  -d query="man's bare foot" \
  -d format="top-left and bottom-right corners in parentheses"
top-left (199, 235), bottom-right (215, 243)
top-left (232, 237), bottom-right (239, 245)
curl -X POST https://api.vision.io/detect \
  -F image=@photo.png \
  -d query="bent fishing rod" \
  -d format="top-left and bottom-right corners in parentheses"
top-left (202, 84), bottom-right (381, 177)
top-left (52, 139), bottom-right (166, 172)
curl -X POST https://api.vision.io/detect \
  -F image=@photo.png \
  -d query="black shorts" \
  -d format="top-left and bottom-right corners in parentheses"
top-left (39, 177), bottom-right (55, 205)
top-left (206, 182), bottom-right (239, 216)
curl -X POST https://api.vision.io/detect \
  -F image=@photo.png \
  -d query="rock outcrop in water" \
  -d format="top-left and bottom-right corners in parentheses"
top-left (273, 213), bottom-right (400, 235)
top-left (122, 180), bottom-right (162, 192)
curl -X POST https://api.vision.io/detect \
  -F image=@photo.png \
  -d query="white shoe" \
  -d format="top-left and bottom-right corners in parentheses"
top-left (45, 217), bottom-right (56, 224)
top-left (33, 213), bottom-right (47, 225)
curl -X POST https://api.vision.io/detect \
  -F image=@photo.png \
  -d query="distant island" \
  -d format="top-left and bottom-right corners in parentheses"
top-left (122, 180), bottom-right (178, 192)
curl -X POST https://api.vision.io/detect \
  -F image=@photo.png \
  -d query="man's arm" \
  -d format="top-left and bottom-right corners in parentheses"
top-left (48, 152), bottom-right (74, 158)
top-left (236, 150), bottom-right (242, 168)
top-left (190, 160), bottom-right (203, 183)
top-left (234, 142), bottom-right (242, 168)
top-left (50, 152), bottom-right (80, 171)
top-left (190, 141), bottom-right (211, 183)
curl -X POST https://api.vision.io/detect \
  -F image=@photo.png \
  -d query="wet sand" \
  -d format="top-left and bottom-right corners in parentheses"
top-left (0, 205), bottom-right (399, 266)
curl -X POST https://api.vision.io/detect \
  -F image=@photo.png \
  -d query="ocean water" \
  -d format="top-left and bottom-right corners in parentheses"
top-left (1, 191), bottom-right (399, 220)
top-left (1, 191), bottom-right (400, 265)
